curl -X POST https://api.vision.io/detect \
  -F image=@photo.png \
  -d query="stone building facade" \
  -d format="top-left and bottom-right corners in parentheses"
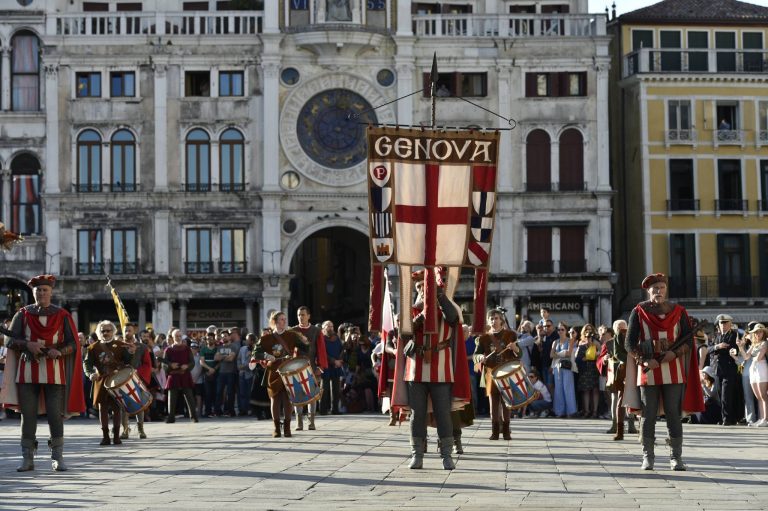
top-left (0, 0), bottom-right (612, 334)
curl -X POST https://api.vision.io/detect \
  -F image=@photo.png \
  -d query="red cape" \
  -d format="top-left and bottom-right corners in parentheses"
top-left (625, 304), bottom-right (704, 415)
top-left (1, 308), bottom-right (85, 416)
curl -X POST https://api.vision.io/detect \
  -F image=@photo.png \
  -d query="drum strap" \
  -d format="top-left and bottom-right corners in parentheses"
top-left (271, 333), bottom-right (292, 357)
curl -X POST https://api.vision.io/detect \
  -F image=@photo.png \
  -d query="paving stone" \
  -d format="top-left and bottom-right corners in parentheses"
top-left (2, 414), bottom-right (767, 509)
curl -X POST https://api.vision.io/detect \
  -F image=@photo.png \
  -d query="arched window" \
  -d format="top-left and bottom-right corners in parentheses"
top-left (111, 130), bottom-right (136, 192)
top-left (11, 31), bottom-right (40, 111)
top-left (220, 128), bottom-right (244, 191)
top-left (10, 154), bottom-right (41, 235)
top-left (186, 129), bottom-right (210, 192)
top-left (77, 130), bottom-right (102, 192)
top-left (526, 129), bottom-right (551, 192)
top-left (559, 129), bottom-right (584, 191)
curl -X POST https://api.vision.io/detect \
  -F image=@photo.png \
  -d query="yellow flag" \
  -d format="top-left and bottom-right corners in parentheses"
top-left (109, 281), bottom-right (130, 334)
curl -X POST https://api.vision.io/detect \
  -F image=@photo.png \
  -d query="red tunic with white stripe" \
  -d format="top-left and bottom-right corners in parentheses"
top-left (633, 304), bottom-right (687, 386)
top-left (404, 320), bottom-right (455, 383)
top-left (16, 307), bottom-right (71, 385)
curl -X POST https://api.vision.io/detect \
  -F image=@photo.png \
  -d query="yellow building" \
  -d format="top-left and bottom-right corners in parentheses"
top-left (609, 0), bottom-right (768, 322)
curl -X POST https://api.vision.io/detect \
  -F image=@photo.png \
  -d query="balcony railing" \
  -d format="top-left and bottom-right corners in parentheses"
top-left (219, 261), bottom-right (247, 273)
top-left (524, 182), bottom-right (589, 192)
top-left (50, 11), bottom-right (263, 37)
top-left (670, 276), bottom-right (762, 299)
top-left (714, 129), bottom-right (744, 146)
top-left (412, 13), bottom-right (606, 38)
top-left (182, 183), bottom-right (246, 192)
top-left (525, 260), bottom-right (588, 274)
top-left (666, 199), bottom-right (700, 212)
top-left (183, 183), bottom-right (212, 192)
top-left (525, 260), bottom-right (554, 274)
top-left (185, 261), bottom-right (213, 274)
top-left (110, 261), bottom-right (139, 274)
top-left (559, 259), bottom-right (586, 273)
top-left (553, 181), bottom-right (587, 192)
top-left (623, 48), bottom-right (768, 78)
top-left (715, 199), bottom-right (748, 213)
top-left (665, 129), bottom-right (697, 145)
top-left (72, 183), bottom-right (140, 192)
top-left (218, 182), bottom-right (246, 192)
top-left (77, 262), bottom-right (105, 275)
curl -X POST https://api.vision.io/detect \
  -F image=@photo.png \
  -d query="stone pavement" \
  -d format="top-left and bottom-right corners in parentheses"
top-left (1, 413), bottom-right (767, 511)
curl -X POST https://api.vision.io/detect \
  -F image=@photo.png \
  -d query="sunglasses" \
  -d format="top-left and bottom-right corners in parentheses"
top-left (100, 329), bottom-right (113, 333)
top-left (558, 328), bottom-right (566, 331)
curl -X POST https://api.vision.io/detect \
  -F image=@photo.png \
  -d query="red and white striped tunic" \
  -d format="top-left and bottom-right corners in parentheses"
top-left (16, 308), bottom-right (68, 385)
top-left (636, 305), bottom-right (686, 386)
top-left (404, 321), bottom-right (454, 383)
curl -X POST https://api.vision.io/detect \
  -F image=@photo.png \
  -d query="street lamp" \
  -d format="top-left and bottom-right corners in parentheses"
top-left (262, 249), bottom-right (280, 287)
top-left (46, 251), bottom-right (61, 273)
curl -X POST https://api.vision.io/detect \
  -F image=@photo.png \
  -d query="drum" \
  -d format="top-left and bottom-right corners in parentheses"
top-left (277, 357), bottom-right (323, 406)
top-left (491, 361), bottom-right (539, 410)
top-left (104, 367), bottom-right (153, 416)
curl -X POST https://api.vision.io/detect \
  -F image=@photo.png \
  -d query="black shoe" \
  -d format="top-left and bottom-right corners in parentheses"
top-left (165, 417), bottom-right (176, 424)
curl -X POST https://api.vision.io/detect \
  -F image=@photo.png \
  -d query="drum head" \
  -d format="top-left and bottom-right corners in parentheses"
top-left (105, 366), bottom-right (133, 389)
top-left (278, 357), bottom-right (309, 374)
top-left (492, 360), bottom-right (522, 379)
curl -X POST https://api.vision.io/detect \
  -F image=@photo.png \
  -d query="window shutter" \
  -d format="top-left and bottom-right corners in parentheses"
top-left (525, 73), bottom-right (536, 97)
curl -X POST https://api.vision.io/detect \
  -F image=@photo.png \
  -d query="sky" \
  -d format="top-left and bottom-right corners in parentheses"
top-left (588, 0), bottom-right (768, 16)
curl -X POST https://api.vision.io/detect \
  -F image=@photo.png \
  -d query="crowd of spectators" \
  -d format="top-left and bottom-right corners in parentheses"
top-left (1, 307), bottom-right (767, 431)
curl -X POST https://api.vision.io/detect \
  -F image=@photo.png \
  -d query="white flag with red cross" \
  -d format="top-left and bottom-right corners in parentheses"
top-left (366, 127), bottom-right (500, 335)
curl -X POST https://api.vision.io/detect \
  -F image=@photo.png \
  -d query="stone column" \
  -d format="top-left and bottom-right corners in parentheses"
top-left (153, 63), bottom-right (169, 192)
top-left (44, 64), bottom-right (60, 193)
top-left (395, 62), bottom-right (414, 126)
top-left (45, 216), bottom-right (61, 275)
top-left (260, 285), bottom-right (281, 330)
top-left (520, 297), bottom-right (529, 322)
top-left (244, 298), bottom-right (255, 334)
top-left (0, 169), bottom-right (9, 223)
top-left (497, 62), bottom-right (513, 191)
top-left (154, 210), bottom-right (170, 274)
top-left (599, 295), bottom-right (612, 327)
top-left (261, 59), bottom-right (280, 191)
top-left (210, 140), bottom-right (220, 189)
top-left (178, 299), bottom-right (188, 334)
top-left (1, 47), bottom-right (10, 111)
top-left (582, 297), bottom-right (591, 324)
top-left (69, 301), bottom-right (80, 331)
top-left (153, 299), bottom-right (172, 336)
top-left (595, 63), bottom-right (611, 192)
top-left (263, 0), bottom-right (279, 34)
top-left (138, 300), bottom-right (147, 330)
top-left (550, 139), bottom-right (560, 192)
top-left (397, 0), bottom-right (413, 36)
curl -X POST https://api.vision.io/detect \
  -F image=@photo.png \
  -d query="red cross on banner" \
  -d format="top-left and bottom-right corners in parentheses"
top-left (395, 163), bottom-right (470, 333)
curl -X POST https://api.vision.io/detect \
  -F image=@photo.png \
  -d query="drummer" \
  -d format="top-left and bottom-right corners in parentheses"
top-left (83, 320), bottom-right (133, 446)
top-left (252, 311), bottom-right (310, 438)
top-left (473, 309), bottom-right (520, 441)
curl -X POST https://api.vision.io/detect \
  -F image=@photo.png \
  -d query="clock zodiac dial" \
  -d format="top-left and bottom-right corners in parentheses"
top-left (296, 89), bottom-right (377, 170)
